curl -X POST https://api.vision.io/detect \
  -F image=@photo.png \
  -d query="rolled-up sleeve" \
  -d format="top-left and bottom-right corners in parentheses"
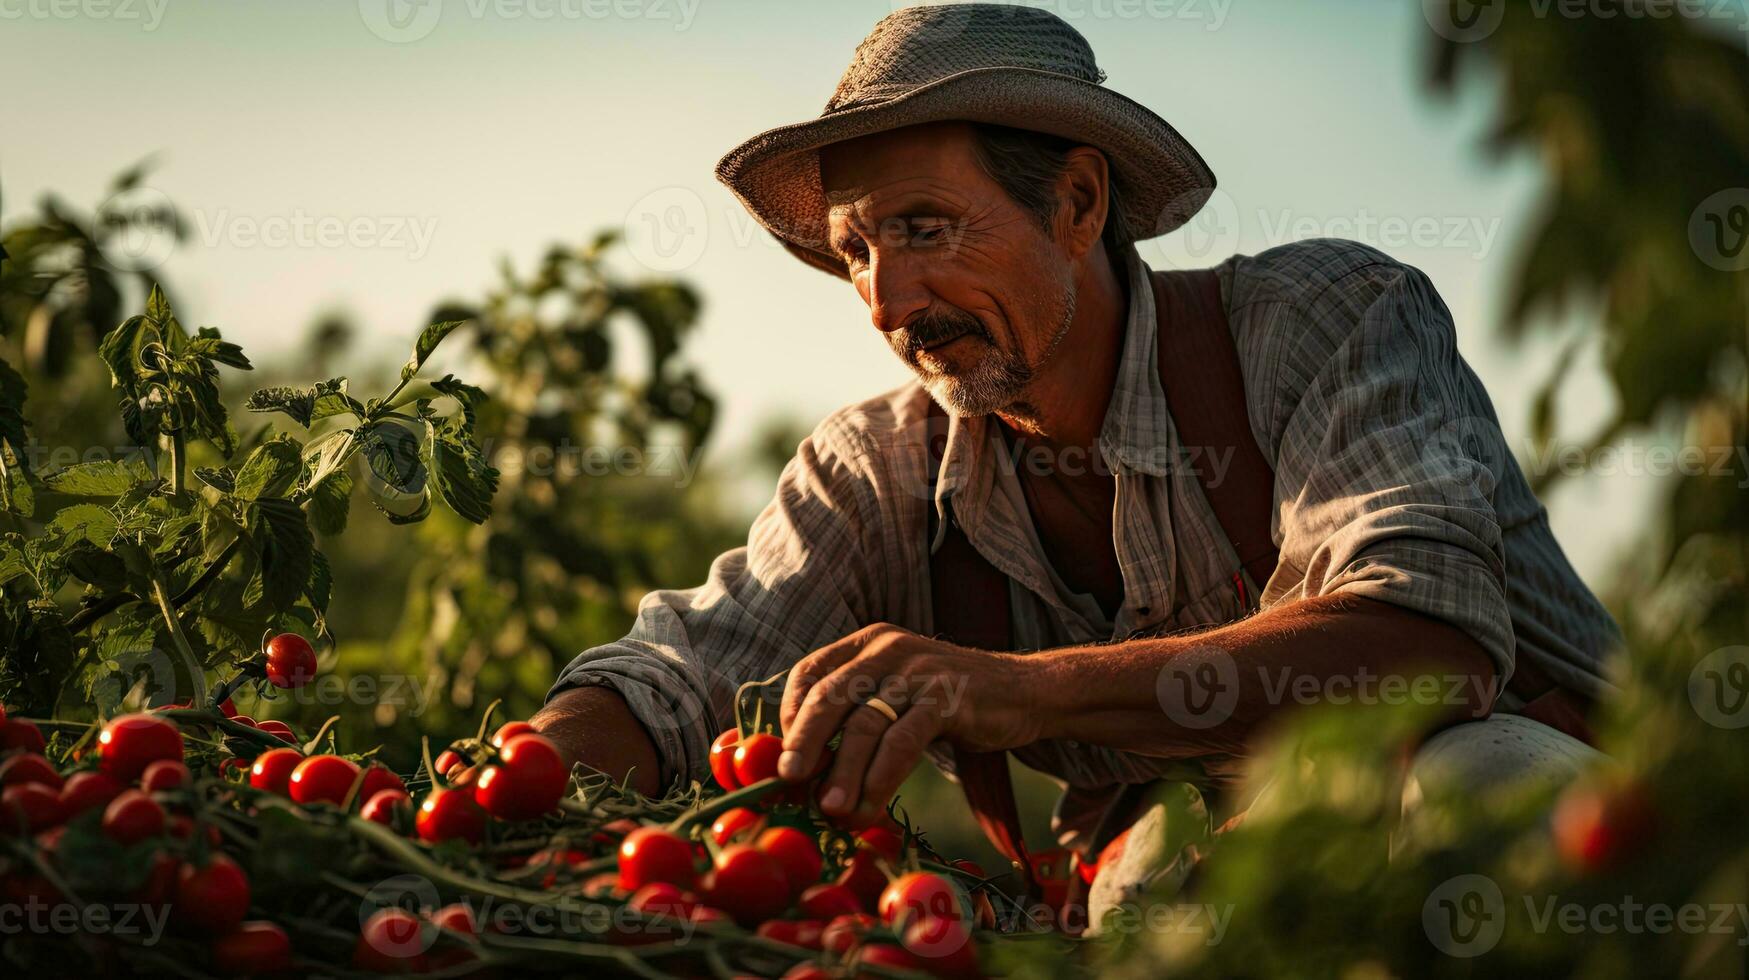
top-left (547, 413), bottom-right (892, 788)
top-left (1257, 247), bottom-right (1514, 682)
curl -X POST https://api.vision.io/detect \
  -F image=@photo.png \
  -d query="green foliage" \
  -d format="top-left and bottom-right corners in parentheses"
top-left (0, 284), bottom-right (496, 719)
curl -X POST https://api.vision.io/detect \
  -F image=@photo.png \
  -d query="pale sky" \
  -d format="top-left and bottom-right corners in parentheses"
top-left (1, 0), bottom-right (1660, 586)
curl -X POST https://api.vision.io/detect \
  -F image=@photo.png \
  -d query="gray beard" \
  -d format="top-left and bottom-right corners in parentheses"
top-left (923, 291), bottom-right (1076, 417)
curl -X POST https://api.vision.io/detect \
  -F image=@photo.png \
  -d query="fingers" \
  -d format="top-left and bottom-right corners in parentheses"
top-left (779, 631), bottom-right (904, 782)
top-left (814, 677), bottom-right (909, 816)
top-left (861, 709), bottom-right (940, 811)
top-left (779, 633), bottom-right (868, 733)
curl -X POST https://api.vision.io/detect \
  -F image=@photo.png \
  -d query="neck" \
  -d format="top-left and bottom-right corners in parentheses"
top-left (996, 247), bottom-right (1129, 451)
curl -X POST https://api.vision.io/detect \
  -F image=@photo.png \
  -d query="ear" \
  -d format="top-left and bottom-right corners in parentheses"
top-left (1052, 147), bottom-right (1112, 263)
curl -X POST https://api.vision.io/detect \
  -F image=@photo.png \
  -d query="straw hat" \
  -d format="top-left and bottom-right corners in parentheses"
top-left (715, 3), bottom-right (1216, 279)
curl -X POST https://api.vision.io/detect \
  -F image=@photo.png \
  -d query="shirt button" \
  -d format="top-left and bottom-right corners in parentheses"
top-left (1065, 740), bottom-right (1080, 750)
top-left (1136, 605), bottom-right (1152, 617)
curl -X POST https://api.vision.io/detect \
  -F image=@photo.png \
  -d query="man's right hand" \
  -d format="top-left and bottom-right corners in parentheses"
top-left (527, 686), bottom-right (662, 797)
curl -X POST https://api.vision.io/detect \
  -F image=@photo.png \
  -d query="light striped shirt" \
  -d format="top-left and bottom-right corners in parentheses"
top-left (549, 239), bottom-right (1621, 792)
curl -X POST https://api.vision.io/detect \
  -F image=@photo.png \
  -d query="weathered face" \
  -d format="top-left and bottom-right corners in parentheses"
top-left (818, 122), bottom-right (1078, 416)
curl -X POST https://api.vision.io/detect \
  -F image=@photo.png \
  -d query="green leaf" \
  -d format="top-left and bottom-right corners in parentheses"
top-left (361, 422), bottom-right (426, 494)
top-left (1, 466), bottom-right (33, 518)
top-left (429, 374), bottom-right (487, 427)
top-left (99, 314), bottom-right (147, 389)
top-left (370, 492), bottom-right (431, 526)
top-left (189, 326), bottom-right (254, 370)
top-left (305, 468), bottom-right (352, 536)
top-left (48, 503), bottom-right (118, 548)
top-left (400, 319), bottom-right (467, 383)
top-left (246, 378), bottom-right (360, 427)
top-left (249, 496), bottom-right (313, 613)
top-left (63, 544), bottom-right (128, 591)
top-left (42, 458), bottom-right (152, 496)
top-left (426, 416), bottom-right (498, 525)
top-left (306, 548), bottom-right (332, 616)
top-left (0, 353), bottom-right (28, 458)
top-left (234, 436), bottom-right (304, 501)
top-left (194, 466), bottom-right (236, 494)
top-left (144, 283), bottom-right (172, 324)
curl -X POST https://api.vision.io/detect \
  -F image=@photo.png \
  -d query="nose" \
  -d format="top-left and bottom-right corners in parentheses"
top-left (863, 250), bottom-right (930, 335)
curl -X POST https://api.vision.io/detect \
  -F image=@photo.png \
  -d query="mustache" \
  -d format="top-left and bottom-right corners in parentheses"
top-left (894, 309), bottom-right (989, 359)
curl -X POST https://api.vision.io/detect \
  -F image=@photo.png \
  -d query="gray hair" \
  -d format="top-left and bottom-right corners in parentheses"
top-left (968, 123), bottom-right (1134, 270)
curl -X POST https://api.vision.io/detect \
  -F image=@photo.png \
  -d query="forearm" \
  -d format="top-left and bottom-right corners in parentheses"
top-left (1026, 593), bottom-right (1498, 758)
top-left (529, 686), bottom-right (663, 796)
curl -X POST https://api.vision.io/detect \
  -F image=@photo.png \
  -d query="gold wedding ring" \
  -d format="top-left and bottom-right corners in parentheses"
top-left (862, 696), bottom-right (900, 723)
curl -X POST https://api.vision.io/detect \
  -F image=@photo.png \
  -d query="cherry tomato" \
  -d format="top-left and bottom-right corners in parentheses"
top-left (731, 732), bottom-right (784, 786)
top-left (757, 826), bottom-right (823, 894)
top-left (140, 759), bottom-right (191, 793)
top-left (176, 855), bottom-right (251, 933)
top-left (781, 964), bottom-right (834, 980)
top-left (354, 907), bottom-right (429, 973)
top-left (490, 721), bottom-right (536, 748)
top-left (362, 788), bottom-right (413, 827)
top-left (429, 901), bottom-right (477, 938)
top-left (289, 754), bottom-right (362, 807)
top-left (211, 920), bottom-right (292, 976)
top-left (628, 881), bottom-right (699, 921)
top-left (703, 844), bottom-right (790, 926)
top-left (710, 806), bottom-right (762, 845)
top-left (836, 850), bottom-right (888, 911)
top-left (800, 882), bottom-right (864, 920)
top-left (135, 850), bottom-right (181, 905)
top-left (1, 782), bottom-right (61, 835)
top-left (255, 720), bottom-right (297, 743)
top-left (856, 825), bottom-right (904, 863)
top-left (581, 872), bottom-right (623, 899)
top-left (879, 872), bottom-right (964, 929)
top-left (688, 904), bottom-right (731, 927)
top-left (855, 942), bottom-right (923, 976)
top-left (264, 633), bottom-right (318, 689)
top-left (218, 698), bottom-right (239, 719)
top-left (97, 713), bottom-right (184, 782)
top-left (709, 729), bottom-right (742, 790)
top-left (474, 733), bottom-right (567, 821)
top-left (102, 789), bottom-right (165, 844)
top-left (59, 770), bottom-right (124, 816)
top-left (1553, 779), bottom-right (1656, 873)
top-left (900, 913), bottom-right (979, 977)
top-left (249, 748), bottom-right (304, 796)
top-left (231, 716), bottom-right (259, 730)
top-left (820, 912), bottom-right (879, 955)
top-left (617, 827), bottom-right (695, 891)
top-left (0, 753), bottom-right (61, 791)
top-left (433, 750), bottom-right (466, 778)
top-left (417, 788), bottom-right (486, 845)
top-left (0, 718), bottom-right (45, 756)
top-left (359, 764), bottom-right (405, 802)
top-left (756, 918), bottom-right (825, 950)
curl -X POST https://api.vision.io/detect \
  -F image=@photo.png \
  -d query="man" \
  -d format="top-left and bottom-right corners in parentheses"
top-left (532, 3), bottom-right (1618, 913)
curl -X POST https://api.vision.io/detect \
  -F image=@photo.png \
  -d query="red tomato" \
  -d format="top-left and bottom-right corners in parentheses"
top-left (687, 904), bottom-right (731, 926)
top-left (255, 720), bottom-right (296, 743)
top-left (430, 902), bottom-right (477, 937)
top-left (58, 770), bottom-right (124, 816)
top-left (140, 759), bottom-right (191, 793)
top-left (289, 755), bottom-right (362, 807)
top-left (628, 881), bottom-right (699, 920)
top-left (731, 732), bottom-right (784, 786)
top-left (855, 942), bottom-right (923, 976)
top-left (703, 844), bottom-right (790, 926)
top-left (709, 729), bottom-right (742, 790)
top-left (359, 764), bottom-right (406, 802)
top-left (102, 789), bottom-right (165, 845)
top-left (0, 753), bottom-right (61, 790)
top-left (490, 721), bottom-right (536, 748)
top-left (97, 713), bottom-right (183, 782)
top-left (218, 698), bottom-right (239, 719)
top-left (757, 826), bottom-right (824, 894)
top-left (1553, 780), bottom-right (1656, 873)
top-left (1, 782), bottom-right (61, 834)
top-left (211, 920), bottom-right (292, 976)
top-left (230, 716), bottom-right (259, 730)
top-left (821, 912), bottom-right (879, 955)
top-left (433, 750), bottom-right (465, 778)
top-left (617, 827), bottom-right (695, 891)
top-left (756, 918), bottom-right (825, 950)
top-left (856, 825), bottom-right (904, 863)
top-left (474, 733), bottom-right (567, 821)
top-left (176, 855), bottom-right (251, 933)
top-left (353, 907), bottom-right (429, 972)
top-left (710, 806), bottom-right (762, 845)
top-left (362, 788), bottom-right (413, 827)
top-left (780, 964), bottom-right (834, 980)
top-left (836, 851), bottom-right (888, 911)
top-left (580, 872), bottom-right (623, 899)
top-left (900, 914), bottom-right (980, 977)
top-left (249, 748), bottom-right (304, 796)
top-left (135, 850), bottom-right (181, 905)
top-left (264, 633), bottom-right (318, 689)
top-left (800, 882), bottom-right (864, 920)
top-left (0, 718), bottom-right (46, 756)
top-left (417, 788), bottom-right (486, 845)
top-left (879, 873), bottom-right (964, 928)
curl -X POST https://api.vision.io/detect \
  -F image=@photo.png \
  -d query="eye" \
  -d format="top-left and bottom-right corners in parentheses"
top-left (910, 219), bottom-right (951, 245)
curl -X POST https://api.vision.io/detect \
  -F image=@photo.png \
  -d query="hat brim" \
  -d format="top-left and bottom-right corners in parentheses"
top-left (716, 66), bottom-right (1216, 280)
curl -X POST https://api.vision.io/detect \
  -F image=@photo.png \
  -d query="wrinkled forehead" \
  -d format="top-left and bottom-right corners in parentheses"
top-left (819, 123), bottom-right (987, 220)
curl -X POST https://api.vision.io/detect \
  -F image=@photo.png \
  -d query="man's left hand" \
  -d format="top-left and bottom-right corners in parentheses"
top-left (776, 623), bottom-right (1040, 819)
